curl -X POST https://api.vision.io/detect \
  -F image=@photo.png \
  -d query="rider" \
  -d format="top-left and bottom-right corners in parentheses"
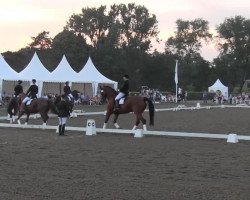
top-left (64, 81), bottom-right (74, 102)
top-left (57, 94), bottom-right (71, 136)
top-left (14, 80), bottom-right (23, 97)
top-left (20, 79), bottom-right (38, 112)
top-left (114, 74), bottom-right (130, 111)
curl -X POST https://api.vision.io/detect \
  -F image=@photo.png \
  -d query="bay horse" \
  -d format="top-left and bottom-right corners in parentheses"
top-left (100, 86), bottom-right (154, 130)
top-left (7, 93), bottom-right (58, 125)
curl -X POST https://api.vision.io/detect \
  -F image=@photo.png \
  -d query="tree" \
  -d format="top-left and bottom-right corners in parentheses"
top-left (29, 31), bottom-right (52, 50)
top-left (165, 19), bottom-right (213, 90)
top-left (165, 18), bottom-right (212, 62)
top-left (52, 30), bottom-right (89, 71)
top-left (216, 16), bottom-right (250, 91)
top-left (109, 3), bottom-right (159, 52)
top-left (65, 6), bottom-right (110, 48)
top-left (65, 3), bottom-right (159, 52)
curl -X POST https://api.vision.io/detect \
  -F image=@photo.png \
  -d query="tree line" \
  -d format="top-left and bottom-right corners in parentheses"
top-left (3, 3), bottom-right (250, 93)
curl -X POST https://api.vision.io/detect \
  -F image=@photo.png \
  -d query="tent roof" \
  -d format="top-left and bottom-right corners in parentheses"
top-left (18, 52), bottom-right (51, 81)
top-left (49, 55), bottom-right (78, 82)
top-left (0, 53), bottom-right (20, 80)
top-left (76, 57), bottom-right (116, 84)
top-left (208, 79), bottom-right (228, 89)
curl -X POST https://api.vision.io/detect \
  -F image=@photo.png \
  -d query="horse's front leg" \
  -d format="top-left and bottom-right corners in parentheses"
top-left (113, 114), bottom-right (120, 129)
top-left (103, 111), bottom-right (112, 129)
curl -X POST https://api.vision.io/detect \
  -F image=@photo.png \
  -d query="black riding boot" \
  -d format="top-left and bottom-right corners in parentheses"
top-left (114, 100), bottom-right (120, 111)
top-left (59, 125), bottom-right (62, 136)
top-left (62, 124), bottom-right (66, 136)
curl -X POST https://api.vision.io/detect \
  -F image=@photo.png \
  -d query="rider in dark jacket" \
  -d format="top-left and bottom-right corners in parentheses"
top-left (14, 80), bottom-right (23, 97)
top-left (114, 74), bottom-right (130, 111)
top-left (57, 94), bottom-right (71, 136)
top-left (26, 79), bottom-right (38, 99)
top-left (64, 81), bottom-right (74, 102)
top-left (20, 79), bottom-right (38, 112)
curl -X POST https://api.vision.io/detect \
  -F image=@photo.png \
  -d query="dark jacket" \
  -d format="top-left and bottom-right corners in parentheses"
top-left (57, 100), bottom-right (71, 117)
top-left (64, 85), bottom-right (71, 95)
top-left (26, 84), bottom-right (38, 99)
top-left (119, 80), bottom-right (129, 96)
top-left (14, 84), bottom-right (23, 96)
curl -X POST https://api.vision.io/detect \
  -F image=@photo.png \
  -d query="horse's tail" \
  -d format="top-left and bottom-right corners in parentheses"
top-left (48, 99), bottom-right (58, 114)
top-left (144, 97), bottom-right (154, 126)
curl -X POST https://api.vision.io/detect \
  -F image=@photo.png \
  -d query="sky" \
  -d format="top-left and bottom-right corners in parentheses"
top-left (1, 0), bottom-right (250, 61)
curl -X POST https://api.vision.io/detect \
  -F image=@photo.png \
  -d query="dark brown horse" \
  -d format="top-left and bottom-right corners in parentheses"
top-left (100, 86), bottom-right (154, 130)
top-left (7, 93), bottom-right (58, 125)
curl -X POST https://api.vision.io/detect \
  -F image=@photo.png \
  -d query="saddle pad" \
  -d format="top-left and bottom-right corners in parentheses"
top-left (119, 98), bottom-right (125, 105)
top-left (26, 99), bottom-right (33, 105)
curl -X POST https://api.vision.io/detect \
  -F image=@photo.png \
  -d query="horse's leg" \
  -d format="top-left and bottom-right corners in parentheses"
top-left (103, 111), bottom-right (112, 129)
top-left (137, 113), bottom-right (147, 131)
top-left (12, 107), bottom-right (18, 123)
top-left (40, 112), bottom-right (48, 127)
top-left (24, 113), bottom-right (30, 126)
top-left (17, 111), bottom-right (25, 124)
top-left (113, 113), bottom-right (120, 129)
top-left (132, 114), bottom-right (141, 130)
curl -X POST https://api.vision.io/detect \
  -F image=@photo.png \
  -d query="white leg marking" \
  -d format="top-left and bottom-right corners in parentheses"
top-left (114, 123), bottom-right (120, 129)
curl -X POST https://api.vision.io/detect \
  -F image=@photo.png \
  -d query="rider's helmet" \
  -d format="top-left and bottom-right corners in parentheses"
top-left (32, 79), bottom-right (36, 83)
top-left (18, 80), bottom-right (22, 84)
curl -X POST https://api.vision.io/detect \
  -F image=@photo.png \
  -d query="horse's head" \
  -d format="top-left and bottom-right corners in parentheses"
top-left (99, 85), bottom-right (117, 104)
top-left (17, 92), bottom-right (26, 101)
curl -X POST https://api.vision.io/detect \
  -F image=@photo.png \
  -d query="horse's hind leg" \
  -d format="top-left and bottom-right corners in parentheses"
top-left (24, 113), bottom-right (30, 125)
top-left (113, 114), bottom-right (120, 129)
top-left (138, 113), bottom-right (147, 131)
top-left (17, 111), bottom-right (25, 124)
top-left (132, 115), bottom-right (140, 130)
top-left (41, 113), bottom-right (49, 127)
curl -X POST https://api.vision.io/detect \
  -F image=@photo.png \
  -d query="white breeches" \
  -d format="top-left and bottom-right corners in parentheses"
top-left (58, 117), bottom-right (67, 125)
top-left (22, 97), bottom-right (30, 103)
top-left (115, 92), bottom-right (125, 100)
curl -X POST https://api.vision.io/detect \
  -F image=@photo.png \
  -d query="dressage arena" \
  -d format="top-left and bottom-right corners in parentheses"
top-left (1, 102), bottom-right (250, 200)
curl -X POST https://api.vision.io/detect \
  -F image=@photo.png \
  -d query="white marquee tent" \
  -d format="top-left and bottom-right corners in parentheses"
top-left (76, 57), bottom-right (118, 95)
top-left (18, 52), bottom-right (52, 97)
top-left (0, 54), bottom-right (20, 97)
top-left (208, 79), bottom-right (228, 98)
top-left (0, 52), bottom-right (117, 97)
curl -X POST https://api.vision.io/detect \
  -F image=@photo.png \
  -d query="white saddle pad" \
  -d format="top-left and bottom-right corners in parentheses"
top-left (119, 98), bottom-right (125, 105)
top-left (26, 99), bottom-right (33, 105)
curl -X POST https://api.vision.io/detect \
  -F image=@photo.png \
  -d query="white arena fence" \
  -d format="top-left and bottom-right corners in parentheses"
top-left (0, 120), bottom-right (250, 143)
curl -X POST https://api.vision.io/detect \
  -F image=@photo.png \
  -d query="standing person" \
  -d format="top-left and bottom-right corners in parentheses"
top-left (203, 90), bottom-right (208, 104)
top-left (21, 79), bottom-right (38, 112)
top-left (64, 81), bottom-right (74, 102)
top-left (114, 74), bottom-right (130, 111)
top-left (14, 80), bottom-right (23, 97)
top-left (57, 94), bottom-right (71, 136)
